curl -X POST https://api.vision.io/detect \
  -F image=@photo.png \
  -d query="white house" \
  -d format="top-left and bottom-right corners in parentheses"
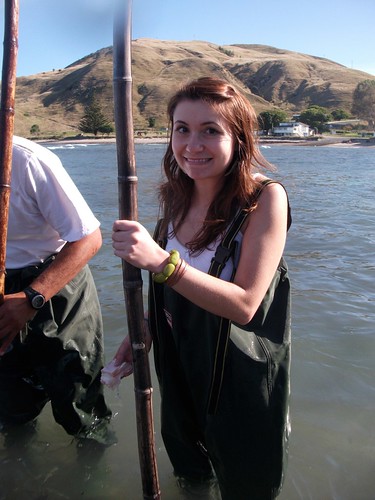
top-left (272, 122), bottom-right (312, 137)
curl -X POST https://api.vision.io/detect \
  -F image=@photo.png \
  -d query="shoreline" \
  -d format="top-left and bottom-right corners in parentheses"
top-left (38, 136), bottom-right (375, 148)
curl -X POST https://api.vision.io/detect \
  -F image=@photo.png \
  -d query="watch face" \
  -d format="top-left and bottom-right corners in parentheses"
top-left (31, 295), bottom-right (45, 309)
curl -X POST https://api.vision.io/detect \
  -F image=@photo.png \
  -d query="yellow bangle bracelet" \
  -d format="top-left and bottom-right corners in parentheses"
top-left (152, 249), bottom-right (180, 283)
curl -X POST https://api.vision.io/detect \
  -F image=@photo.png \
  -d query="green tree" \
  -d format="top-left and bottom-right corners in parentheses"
top-left (30, 124), bottom-right (40, 136)
top-left (79, 99), bottom-right (111, 137)
top-left (331, 109), bottom-right (351, 121)
top-left (218, 46), bottom-right (234, 57)
top-left (352, 79), bottom-right (375, 130)
top-left (148, 116), bottom-right (156, 128)
top-left (258, 110), bottom-right (288, 133)
top-left (299, 105), bottom-right (332, 133)
top-left (98, 123), bottom-right (114, 136)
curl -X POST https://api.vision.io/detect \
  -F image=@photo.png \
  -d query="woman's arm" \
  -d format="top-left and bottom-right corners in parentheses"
top-left (171, 183), bottom-right (288, 324)
top-left (112, 183), bottom-right (288, 325)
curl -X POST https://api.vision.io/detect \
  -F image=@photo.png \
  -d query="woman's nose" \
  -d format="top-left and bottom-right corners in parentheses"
top-left (185, 133), bottom-right (204, 152)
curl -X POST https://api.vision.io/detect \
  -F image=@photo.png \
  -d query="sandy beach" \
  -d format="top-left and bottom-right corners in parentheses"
top-left (38, 136), bottom-right (168, 145)
top-left (38, 135), bottom-right (375, 148)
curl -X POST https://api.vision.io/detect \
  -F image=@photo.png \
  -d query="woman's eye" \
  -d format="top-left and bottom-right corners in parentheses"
top-left (206, 127), bottom-right (219, 135)
top-left (175, 125), bottom-right (188, 133)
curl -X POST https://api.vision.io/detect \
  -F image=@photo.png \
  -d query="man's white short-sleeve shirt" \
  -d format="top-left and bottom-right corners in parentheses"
top-left (6, 136), bottom-right (100, 268)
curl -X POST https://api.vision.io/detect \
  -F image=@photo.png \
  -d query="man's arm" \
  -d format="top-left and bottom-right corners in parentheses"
top-left (30, 227), bottom-right (102, 301)
top-left (0, 228), bottom-right (102, 354)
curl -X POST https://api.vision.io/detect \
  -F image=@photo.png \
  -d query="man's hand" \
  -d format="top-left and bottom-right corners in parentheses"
top-left (0, 292), bottom-right (36, 355)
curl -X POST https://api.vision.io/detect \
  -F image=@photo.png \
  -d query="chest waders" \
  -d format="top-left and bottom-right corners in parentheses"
top-left (0, 258), bottom-right (111, 437)
top-left (149, 181), bottom-right (291, 499)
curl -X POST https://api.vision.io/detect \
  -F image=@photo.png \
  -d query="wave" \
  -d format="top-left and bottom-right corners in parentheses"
top-left (47, 143), bottom-right (99, 150)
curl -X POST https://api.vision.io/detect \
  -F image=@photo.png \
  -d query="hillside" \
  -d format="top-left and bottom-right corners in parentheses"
top-left (11, 39), bottom-right (373, 138)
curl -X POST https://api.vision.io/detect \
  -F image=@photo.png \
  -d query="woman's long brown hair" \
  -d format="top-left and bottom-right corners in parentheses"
top-left (159, 77), bottom-right (273, 253)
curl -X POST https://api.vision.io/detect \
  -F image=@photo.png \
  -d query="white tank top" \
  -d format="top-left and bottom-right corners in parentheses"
top-left (166, 225), bottom-right (243, 282)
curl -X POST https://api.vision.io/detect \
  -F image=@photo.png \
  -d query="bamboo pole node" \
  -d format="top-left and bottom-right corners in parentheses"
top-left (118, 175), bottom-right (138, 182)
top-left (113, 76), bottom-right (133, 82)
top-left (132, 342), bottom-right (146, 350)
top-left (134, 387), bottom-right (154, 396)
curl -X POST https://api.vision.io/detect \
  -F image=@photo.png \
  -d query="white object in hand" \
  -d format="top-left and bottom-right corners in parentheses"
top-left (101, 359), bottom-right (133, 390)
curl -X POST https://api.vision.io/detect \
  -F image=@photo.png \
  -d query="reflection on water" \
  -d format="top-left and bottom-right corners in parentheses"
top-left (1, 143), bottom-right (374, 499)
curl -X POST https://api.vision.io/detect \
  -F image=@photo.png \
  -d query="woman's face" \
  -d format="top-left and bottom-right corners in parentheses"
top-left (171, 99), bottom-right (235, 184)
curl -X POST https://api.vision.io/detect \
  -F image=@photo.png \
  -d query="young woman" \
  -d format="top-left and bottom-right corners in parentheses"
top-left (110, 77), bottom-right (291, 499)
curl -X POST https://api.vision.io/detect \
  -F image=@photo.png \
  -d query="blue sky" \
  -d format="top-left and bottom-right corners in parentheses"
top-left (0, 0), bottom-right (374, 77)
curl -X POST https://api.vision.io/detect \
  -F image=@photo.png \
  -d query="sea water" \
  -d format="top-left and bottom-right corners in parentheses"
top-left (0, 142), bottom-right (374, 499)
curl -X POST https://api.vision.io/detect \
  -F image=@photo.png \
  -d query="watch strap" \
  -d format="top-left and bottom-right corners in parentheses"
top-left (23, 286), bottom-right (46, 309)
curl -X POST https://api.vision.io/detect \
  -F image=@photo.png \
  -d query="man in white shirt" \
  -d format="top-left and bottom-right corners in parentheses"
top-left (0, 136), bottom-right (111, 439)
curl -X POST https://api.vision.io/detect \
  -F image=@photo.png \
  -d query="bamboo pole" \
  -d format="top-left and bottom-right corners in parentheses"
top-left (112, 1), bottom-right (160, 498)
top-left (0, 0), bottom-right (19, 305)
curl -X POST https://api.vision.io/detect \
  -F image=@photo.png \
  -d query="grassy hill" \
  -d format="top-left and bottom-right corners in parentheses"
top-left (11, 39), bottom-right (373, 139)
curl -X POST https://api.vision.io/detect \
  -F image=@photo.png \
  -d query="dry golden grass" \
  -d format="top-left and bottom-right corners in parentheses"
top-left (10, 39), bottom-right (373, 139)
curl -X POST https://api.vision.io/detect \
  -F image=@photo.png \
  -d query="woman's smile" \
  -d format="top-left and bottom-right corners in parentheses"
top-left (183, 156), bottom-right (212, 164)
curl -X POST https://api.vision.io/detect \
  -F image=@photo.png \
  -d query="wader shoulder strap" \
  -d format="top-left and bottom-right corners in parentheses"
top-left (207, 178), bottom-right (278, 414)
top-left (208, 179), bottom-right (276, 278)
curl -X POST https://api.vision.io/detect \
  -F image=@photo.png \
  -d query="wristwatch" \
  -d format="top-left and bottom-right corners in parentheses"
top-left (23, 286), bottom-right (46, 310)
